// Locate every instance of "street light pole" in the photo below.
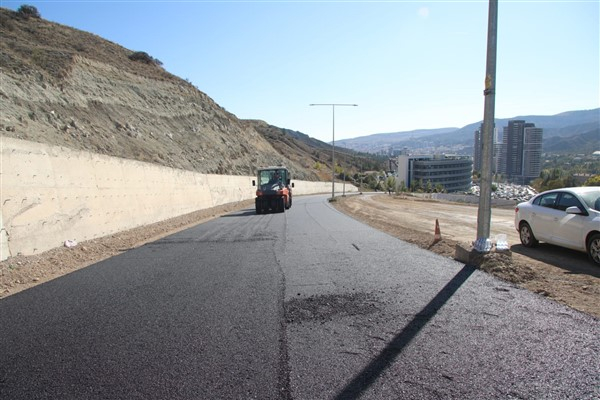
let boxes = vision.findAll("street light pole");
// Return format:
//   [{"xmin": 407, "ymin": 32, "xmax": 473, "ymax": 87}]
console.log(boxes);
[
  {"xmin": 310, "ymin": 103, "xmax": 357, "ymax": 200},
  {"xmin": 476, "ymin": 0, "xmax": 498, "ymax": 251}
]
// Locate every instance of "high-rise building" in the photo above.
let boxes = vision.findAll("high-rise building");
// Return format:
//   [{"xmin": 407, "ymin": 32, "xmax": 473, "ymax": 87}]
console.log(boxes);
[
  {"xmin": 473, "ymin": 123, "xmax": 499, "ymax": 173},
  {"xmin": 497, "ymin": 120, "xmax": 543, "ymax": 183},
  {"xmin": 522, "ymin": 125, "xmax": 543, "ymax": 179},
  {"xmin": 473, "ymin": 126, "xmax": 482, "ymax": 172}
]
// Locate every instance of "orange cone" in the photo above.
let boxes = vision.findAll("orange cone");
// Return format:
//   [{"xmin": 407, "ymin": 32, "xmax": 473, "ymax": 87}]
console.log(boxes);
[{"xmin": 433, "ymin": 219, "xmax": 442, "ymax": 243}]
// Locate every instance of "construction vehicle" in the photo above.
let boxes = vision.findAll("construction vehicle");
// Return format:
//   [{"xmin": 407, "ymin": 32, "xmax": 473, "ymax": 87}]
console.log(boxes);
[{"xmin": 252, "ymin": 166, "xmax": 294, "ymax": 214}]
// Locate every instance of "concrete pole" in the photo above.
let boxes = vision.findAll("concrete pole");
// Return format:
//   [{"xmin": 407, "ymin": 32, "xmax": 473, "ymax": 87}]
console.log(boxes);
[
  {"xmin": 476, "ymin": 0, "xmax": 498, "ymax": 247},
  {"xmin": 332, "ymin": 105, "xmax": 336, "ymax": 199},
  {"xmin": 309, "ymin": 104, "xmax": 358, "ymax": 200}
]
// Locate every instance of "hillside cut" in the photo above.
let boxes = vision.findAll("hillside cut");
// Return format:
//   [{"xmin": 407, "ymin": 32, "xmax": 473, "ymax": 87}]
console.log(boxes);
[{"xmin": 0, "ymin": 8, "xmax": 331, "ymax": 180}]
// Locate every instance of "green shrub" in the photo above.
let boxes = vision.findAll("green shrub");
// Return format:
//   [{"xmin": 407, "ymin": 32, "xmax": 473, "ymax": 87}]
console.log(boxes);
[
  {"xmin": 17, "ymin": 4, "xmax": 41, "ymax": 19},
  {"xmin": 128, "ymin": 51, "xmax": 163, "ymax": 66},
  {"xmin": 583, "ymin": 175, "xmax": 600, "ymax": 186}
]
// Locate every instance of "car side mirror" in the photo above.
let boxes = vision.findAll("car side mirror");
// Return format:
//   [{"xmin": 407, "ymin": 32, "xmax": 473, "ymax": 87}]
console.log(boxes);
[
  {"xmin": 566, "ymin": 206, "xmax": 585, "ymax": 215},
  {"xmin": 252, "ymin": 180, "xmax": 256, "ymax": 186}
]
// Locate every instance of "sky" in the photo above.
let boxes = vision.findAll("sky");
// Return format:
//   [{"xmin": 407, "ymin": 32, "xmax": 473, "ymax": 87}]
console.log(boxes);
[{"xmin": 3, "ymin": 0, "xmax": 599, "ymax": 142}]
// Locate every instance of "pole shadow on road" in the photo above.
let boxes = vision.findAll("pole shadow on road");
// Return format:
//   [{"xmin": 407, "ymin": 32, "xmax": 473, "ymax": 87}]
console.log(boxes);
[{"xmin": 333, "ymin": 264, "xmax": 476, "ymax": 400}]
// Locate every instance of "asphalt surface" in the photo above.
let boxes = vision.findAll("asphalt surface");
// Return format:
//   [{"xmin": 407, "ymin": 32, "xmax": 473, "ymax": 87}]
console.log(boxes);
[{"xmin": 1, "ymin": 194, "xmax": 599, "ymax": 399}]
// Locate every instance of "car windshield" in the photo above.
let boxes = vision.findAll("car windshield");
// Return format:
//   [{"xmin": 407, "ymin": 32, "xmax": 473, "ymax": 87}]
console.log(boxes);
[
  {"xmin": 578, "ymin": 189, "xmax": 600, "ymax": 211},
  {"xmin": 258, "ymin": 169, "xmax": 287, "ymax": 187}
]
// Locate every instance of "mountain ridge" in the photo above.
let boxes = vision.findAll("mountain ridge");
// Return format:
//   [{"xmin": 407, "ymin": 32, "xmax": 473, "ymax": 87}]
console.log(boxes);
[{"xmin": 338, "ymin": 109, "xmax": 599, "ymax": 154}]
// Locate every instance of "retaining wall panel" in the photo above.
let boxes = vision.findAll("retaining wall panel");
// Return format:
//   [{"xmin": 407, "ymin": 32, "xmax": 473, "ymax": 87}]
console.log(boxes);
[{"xmin": 1, "ymin": 138, "xmax": 355, "ymax": 260}]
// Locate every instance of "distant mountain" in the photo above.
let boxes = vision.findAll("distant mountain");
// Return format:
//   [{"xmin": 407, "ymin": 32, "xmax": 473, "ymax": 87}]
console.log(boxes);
[
  {"xmin": 336, "ymin": 128, "xmax": 458, "ymax": 153},
  {"xmin": 543, "ymin": 127, "xmax": 600, "ymax": 153},
  {"xmin": 339, "ymin": 109, "xmax": 599, "ymax": 154}
]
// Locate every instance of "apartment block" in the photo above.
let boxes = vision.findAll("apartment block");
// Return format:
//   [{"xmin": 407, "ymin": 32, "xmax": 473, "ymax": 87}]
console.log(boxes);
[{"xmin": 496, "ymin": 120, "xmax": 543, "ymax": 183}]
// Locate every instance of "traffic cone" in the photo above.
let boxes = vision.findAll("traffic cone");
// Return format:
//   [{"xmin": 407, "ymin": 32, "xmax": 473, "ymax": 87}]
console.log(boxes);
[{"xmin": 433, "ymin": 219, "xmax": 442, "ymax": 243}]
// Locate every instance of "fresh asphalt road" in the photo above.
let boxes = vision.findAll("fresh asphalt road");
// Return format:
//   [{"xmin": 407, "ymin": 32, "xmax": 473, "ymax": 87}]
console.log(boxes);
[{"xmin": 1, "ymin": 194, "xmax": 598, "ymax": 399}]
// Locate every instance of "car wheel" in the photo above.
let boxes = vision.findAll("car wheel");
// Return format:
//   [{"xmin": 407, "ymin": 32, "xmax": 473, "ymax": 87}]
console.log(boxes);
[
  {"xmin": 587, "ymin": 233, "xmax": 600, "ymax": 266},
  {"xmin": 519, "ymin": 222, "xmax": 539, "ymax": 248},
  {"xmin": 255, "ymin": 199, "xmax": 262, "ymax": 215},
  {"xmin": 281, "ymin": 198, "xmax": 286, "ymax": 212}
]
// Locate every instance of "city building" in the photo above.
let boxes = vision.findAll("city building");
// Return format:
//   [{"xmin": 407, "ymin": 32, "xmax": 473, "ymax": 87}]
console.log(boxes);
[
  {"xmin": 521, "ymin": 125, "xmax": 543, "ymax": 179},
  {"xmin": 474, "ymin": 126, "xmax": 482, "ymax": 171},
  {"xmin": 496, "ymin": 120, "xmax": 543, "ymax": 184},
  {"xmin": 397, "ymin": 154, "xmax": 473, "ymax": 193},
  {"xmin": 473, "ymin": 123, "xmax": 499, "ymax": 173}
]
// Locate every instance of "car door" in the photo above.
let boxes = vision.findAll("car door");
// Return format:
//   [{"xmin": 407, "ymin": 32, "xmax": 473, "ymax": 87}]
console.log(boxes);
[
  {"xmin": 529, "ymin": 192, "xmax": 560, "ymax": 242},
  {"xmin": 549, "ymin": 192, "xmax": 587, "ymax": 250}
]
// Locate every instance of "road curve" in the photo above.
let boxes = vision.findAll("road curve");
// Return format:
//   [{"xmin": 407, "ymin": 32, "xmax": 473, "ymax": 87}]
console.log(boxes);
[{"xmin": 1, "ymin": 194, "xmax": 598, "ymax": 399}]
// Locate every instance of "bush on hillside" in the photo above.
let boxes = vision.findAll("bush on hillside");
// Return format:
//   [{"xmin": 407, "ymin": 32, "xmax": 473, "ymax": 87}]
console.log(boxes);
[
  {"xmin": 17, "ymin": 4, "xmax": 41, "ymax": 19},
  {"xmin": 128, "ymin": 51, "xmax": 163, "ymax": 66},
  {"xmin": 583, "ymin": 175, "xmax": 600, "ymax": 186}
]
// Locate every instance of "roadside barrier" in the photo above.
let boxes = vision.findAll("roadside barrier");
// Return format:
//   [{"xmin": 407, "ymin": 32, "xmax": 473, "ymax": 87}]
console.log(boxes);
[{"xmin": 1, "ymin": 138, "xmax": 356, "ymax": 260}]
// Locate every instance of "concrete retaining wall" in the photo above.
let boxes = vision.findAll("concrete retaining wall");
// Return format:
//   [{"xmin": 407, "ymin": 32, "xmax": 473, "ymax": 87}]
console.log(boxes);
[{"xmin": 1, "ymin": 138, "xmax": 355, "ymax": 260}]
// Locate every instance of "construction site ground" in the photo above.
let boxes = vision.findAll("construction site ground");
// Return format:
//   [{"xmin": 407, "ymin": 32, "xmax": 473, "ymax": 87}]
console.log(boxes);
[
  {"xmin": 1, "ymin": 194, "xmax": 599, "ymax": 319},
  {"xmin": 334, "ymin": 193, "xmax": 600, "ymax": 319}
]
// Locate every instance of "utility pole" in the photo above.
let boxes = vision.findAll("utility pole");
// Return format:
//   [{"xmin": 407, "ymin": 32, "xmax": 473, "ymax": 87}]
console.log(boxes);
[
  {"xmin": 476, "ymin": 0, "xmax": 498, "ymax": 251},
  {"xmin": 310, "ymin": 103, "xmax": 358, "ymax": 200}
]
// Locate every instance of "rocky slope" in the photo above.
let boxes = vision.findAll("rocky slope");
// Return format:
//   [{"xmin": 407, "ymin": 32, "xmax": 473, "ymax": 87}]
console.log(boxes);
[{"xmin": 0, "ymin": 7, "xmax": 367, "ymax": 181}]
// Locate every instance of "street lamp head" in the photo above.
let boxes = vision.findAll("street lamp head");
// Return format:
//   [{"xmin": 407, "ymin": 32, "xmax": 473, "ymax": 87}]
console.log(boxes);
[{"xmin": 309, "ymin": 104, "xmax": 358, "ymax": 107}]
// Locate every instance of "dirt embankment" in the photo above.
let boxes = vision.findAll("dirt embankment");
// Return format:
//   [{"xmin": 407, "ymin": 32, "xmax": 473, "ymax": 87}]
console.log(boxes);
[
  {"xmin": 0, "ymin": 8, "xmax": 327, "ymax": 180},
  {"xmin": 1, "ymin": 194, "xmax": 599, "ymax": 319}
]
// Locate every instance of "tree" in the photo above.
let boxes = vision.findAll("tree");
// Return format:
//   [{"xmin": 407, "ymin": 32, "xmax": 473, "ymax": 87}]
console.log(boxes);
[
  {"xmin": 365, "ymin": 173, "xmax": 381, "ymax": 190},
  {"xmin": 385, "ymin": 176, "xmax": 396, "ymax": 194},
  {"xmin": 533, "ymin": 167, "xmax": 580, "ymax": 192},
  {"xmin": 584, "ymin": 175, "xmax": 600, "ymax": 186},
  {"xmin": 411, "ymin": 179, "xmax": 423, "ymax": 193},
  {"xmin": 128, "ymin": 51, "xmax": 163, "ymax": 66},
  {"xmin": 425, "ymin": 180, "xmax": 433, "ymax": 193},
  {"xmin": 17, "ymin": 4, "xmax": 41, "ymax": 19},
  {"xmin": 399, "ymin": 180, "xmax": 407, "ymax": 193}
]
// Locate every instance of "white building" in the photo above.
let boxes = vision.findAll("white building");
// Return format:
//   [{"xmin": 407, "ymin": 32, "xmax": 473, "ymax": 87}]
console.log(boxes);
[{"xmin": 397, "ymin": 154, "xmax": 473, "ymax": 192}]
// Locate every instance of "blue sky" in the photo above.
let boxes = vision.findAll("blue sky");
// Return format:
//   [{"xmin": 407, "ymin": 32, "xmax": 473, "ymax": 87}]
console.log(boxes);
[{"xmin": 3, "ymin": 1, "xmax": 599, "ymax": 142}]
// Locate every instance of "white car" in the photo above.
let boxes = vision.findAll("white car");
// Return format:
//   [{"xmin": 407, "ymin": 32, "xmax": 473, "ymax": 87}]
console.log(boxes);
[{"xmin": 514, "ymin": 186, "xmax": 600, "ymax": 266}]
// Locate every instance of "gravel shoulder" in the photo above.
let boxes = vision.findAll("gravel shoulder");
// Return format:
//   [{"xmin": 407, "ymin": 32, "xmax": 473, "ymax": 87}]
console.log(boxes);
[{"xmin": 2, "ymin": 194, "xmax": 599, "ymax": 319}]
